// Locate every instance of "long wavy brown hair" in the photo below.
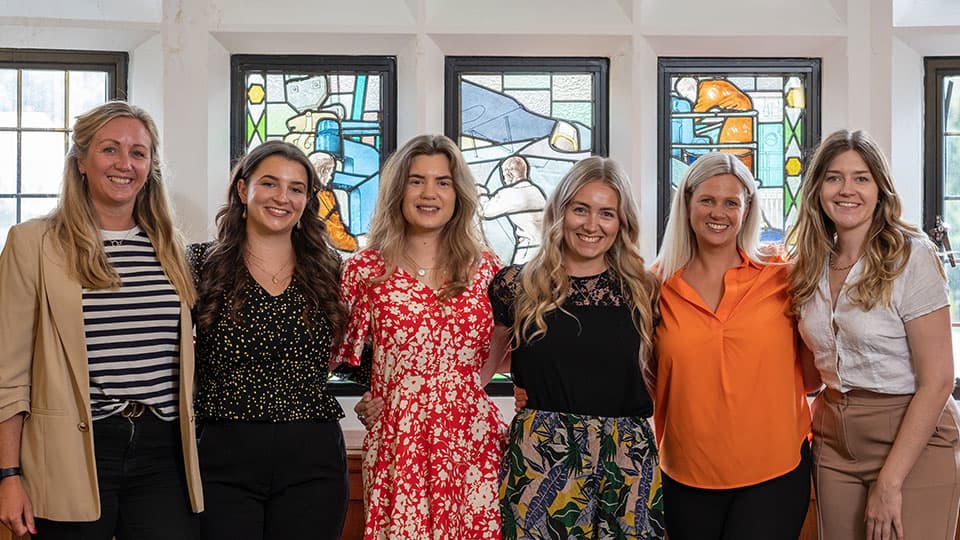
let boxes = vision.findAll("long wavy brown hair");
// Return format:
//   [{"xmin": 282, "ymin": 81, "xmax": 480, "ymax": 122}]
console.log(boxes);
[
  {"xmin": 788, "ymin": 129, "xmax": 934, "ymax": 312},
  {"xmin": 366, "ymin": 134, "xmax": 485, "ymax": 300},
  {"xmin": 49, "ymin": 101, "xmax": 195, "ymax": 305},
  {"xmin": 194, "ymin": 140, "xmax": 347, "ymax": 341},
  {"xmin": 512, "ymin": 156, "xmax": 660, "ymax": 391}
]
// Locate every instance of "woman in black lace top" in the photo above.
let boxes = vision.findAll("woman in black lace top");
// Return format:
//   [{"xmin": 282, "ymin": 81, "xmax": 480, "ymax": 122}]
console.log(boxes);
[
  {"xmin": 491, "ymin": 156, "xmax": 664, "ymax": 539},
  {"xmin": 189, "ymin": 141, "xmax": 349, "ymax": 540}
]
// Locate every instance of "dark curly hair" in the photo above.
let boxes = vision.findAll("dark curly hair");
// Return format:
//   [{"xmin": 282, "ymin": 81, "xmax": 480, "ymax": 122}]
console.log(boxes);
[{"xmin": 194, "ymin": 140, "xmax": 347, "ymax": 341}]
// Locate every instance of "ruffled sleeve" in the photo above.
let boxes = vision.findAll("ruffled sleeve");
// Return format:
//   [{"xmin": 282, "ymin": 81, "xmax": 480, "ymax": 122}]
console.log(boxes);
[{"xmin": 330, "ymin": 250, "xmax": 380, "ymax": 369}]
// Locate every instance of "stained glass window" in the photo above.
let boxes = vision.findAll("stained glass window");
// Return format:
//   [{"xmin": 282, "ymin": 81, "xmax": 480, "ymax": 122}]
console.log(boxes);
[
  {"xmin": 0, "ymin": 49, "xmax": 127, "ymax": 250},
  {"xmin": 445, "ymin": 57, "xmax": 609, "ymax": 266},
  {"xmin": 657, "ymin": 58, "xmax": 821, "ymax": 245},
  {"xmin": 922, "ymin": 57, "xmax": 960, "ymax": 377},
  {"xmin": 231, "ymin": 55, "xmax": 396, "ymax": 254}
]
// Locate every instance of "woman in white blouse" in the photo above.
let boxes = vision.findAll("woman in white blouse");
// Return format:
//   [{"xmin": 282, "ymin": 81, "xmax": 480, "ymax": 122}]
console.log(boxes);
[{"xmin": 789, "ymin": 129, "xmax": 960, "ymax": 540}]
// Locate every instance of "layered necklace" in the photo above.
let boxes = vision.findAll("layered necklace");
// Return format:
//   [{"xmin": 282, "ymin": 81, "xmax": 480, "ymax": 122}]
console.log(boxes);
[
  {"xmin": 245, "ymin": 250, "xmax": 294, "ymax": 284},
  {"xmin": 829, "ymin": 253, "xmax": 858, "ymax": 272},
  {"xmin": 404, "ymin": 252, "xmax": 435, "ymax": 278}
]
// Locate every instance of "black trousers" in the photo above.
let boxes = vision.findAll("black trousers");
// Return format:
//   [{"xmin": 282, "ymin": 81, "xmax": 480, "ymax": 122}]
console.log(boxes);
[
  {"xmin": 198, "ymin": 419, "xmax": 349, "ymax": 540},
  {"xmin": 662, "ymin": 441, "xmax": 812, "ymax": 540},
  {"xmin": 34, "ymin": 412, "xmax": 199, "ymax": 540}
]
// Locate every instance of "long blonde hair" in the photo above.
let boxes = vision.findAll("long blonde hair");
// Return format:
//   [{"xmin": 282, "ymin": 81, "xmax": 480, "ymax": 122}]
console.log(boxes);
[
  {"xmin": 49, "ymin": 101, "xmax": 196, "ymax": 305},
  {"xmin": 788, "ymin": 129, "xmax": 932, "ymax": 312},
  {"xmin": 654, "ymin": 152, "xmax": 762, "ymax": 281},
  {"xmin": 513, "ymin": 157, "xmax": 660, "ymax": 385},
  {"xmin": 366, "ymin": 134, "xmax": 485, "ymax": 300}
]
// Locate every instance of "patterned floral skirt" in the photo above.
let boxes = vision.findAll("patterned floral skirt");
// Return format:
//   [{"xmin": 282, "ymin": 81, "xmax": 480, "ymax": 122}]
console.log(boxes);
[{"xmin": 499, "ymin": 409, "xmax": 665, "ymax": 540}]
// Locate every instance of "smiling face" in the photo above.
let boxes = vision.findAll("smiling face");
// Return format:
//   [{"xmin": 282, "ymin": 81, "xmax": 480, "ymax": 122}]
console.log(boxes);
[
  {"xmin": 401, "ymin": 153, "xmax": 457, "ymax": 236},
  {"xmin": 76, "ymin": 116, "xmax": 152, "ymax": 227},
  {"xmin": 687, "ymin": 173, "xmax": 749, "ymax": 252},
  {"xmin": 238, "ymin": 154, "xmax": 309, "ymax": 237},
  {"xmin": 818, "ymin": 149, "xmax": 879, "ymax": 240},
  {"xmin": 561, "ymin": 180, "xmax": 620, "ymax": 276}
]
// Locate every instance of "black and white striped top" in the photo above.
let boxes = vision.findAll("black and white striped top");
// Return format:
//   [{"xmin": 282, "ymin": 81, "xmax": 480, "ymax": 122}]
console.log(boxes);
[{"xmin": 84, "ymin": 227, "xmax": 181, "ymax": 421}]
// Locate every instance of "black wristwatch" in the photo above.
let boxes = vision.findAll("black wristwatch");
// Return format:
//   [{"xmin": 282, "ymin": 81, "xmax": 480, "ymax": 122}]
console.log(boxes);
[{"xmin": 0, "ymin": 467, "xmax": 22, "ymax": 479}]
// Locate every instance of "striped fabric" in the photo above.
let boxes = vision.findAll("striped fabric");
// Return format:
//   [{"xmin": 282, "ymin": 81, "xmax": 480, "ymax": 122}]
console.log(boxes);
[{"xmin": 84, "ymin": 227, "xmax": 181, "ymax": 421}]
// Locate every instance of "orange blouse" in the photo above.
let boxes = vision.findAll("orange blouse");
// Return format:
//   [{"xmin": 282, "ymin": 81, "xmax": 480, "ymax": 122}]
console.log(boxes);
[{"xmin": 654, "ymin": 255, "xmax": 810, "ymax": 489}]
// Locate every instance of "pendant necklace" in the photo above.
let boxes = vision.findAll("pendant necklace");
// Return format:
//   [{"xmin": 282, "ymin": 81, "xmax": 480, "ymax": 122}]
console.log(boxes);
[
  {"xmin": 246, "ymin": 250, "xmax": 294, "ymax": 284},
  {"xmin": 404, "ymin": 253, "xmax": 435, "ymax": 278},
  {"xmin": 105, "ymin": 227, "xmax": 138, "ymax": 247}
]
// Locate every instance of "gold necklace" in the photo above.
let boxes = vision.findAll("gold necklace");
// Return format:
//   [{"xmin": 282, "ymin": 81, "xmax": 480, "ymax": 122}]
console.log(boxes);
[
  {"xmin": 404, "ymin": 253, "xmax": 435, "ymax": 278},
  {"xmin": 245, "ymin": 250, "xmax": 294, "ymax": 284},
  {"xmin": 829, "ymin": 254, "xmax": 856, "ymax": 272}
]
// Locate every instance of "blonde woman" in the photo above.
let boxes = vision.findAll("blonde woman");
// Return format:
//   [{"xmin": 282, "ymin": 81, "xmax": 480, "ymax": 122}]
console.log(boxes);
[
  {"xmin": 491, "ymin": 157, "xmax": 663, "ymax": 539},
  {"xmin": 654, "ymin": 152, "xmax": 812, "ymax": 540},
  {"xmin": 0, "ymin": 102, "xmax": 201, "ymax": 539},
  {"xmin": 789, "ymin": 130, "xmax": 960, "ymax": 540},
  {"xmin": 332, "ymin": 135, "xmax": 508, "ymax": 539}
]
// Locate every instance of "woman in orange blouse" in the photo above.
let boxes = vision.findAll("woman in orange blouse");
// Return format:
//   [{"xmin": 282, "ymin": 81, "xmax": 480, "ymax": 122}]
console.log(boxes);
[{"xmin": 653, "ymin": 151, "xmax": 814, "ymax": 540}]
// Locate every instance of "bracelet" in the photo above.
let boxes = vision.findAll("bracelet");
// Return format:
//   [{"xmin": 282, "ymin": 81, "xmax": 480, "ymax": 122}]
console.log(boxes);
[{"xmin": 0, "ymin": 467, "xmax": 22, "ymax": 479}]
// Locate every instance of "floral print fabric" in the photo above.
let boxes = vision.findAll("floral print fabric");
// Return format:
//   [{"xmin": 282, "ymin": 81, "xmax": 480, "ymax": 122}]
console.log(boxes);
[{"xmin": 333, "ymin": 249, "xmax": 506, "ymax": 540}]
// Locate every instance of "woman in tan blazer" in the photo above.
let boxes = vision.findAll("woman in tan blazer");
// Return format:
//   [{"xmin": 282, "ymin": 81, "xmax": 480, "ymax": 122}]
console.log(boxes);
[{"xmin": 0, "ymin": 102, "xmax": 202, "ymax": 540}]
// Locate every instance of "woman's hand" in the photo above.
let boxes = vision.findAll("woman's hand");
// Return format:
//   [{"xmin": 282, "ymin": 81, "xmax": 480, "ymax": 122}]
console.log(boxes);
[
  {"xmin": 514, "ymin": 386, "xmax": 528, "ymax": 412},
  {"xmin": 0, "ymin": 476, "xmax": 35, "ymax": 536},
  {"xmin": 864, "ymin": 480, "xmax": 903, "ymax": 540},
  {"xmin": 354, "ymin": 392, "xmax": 384, "ymax": 430}
]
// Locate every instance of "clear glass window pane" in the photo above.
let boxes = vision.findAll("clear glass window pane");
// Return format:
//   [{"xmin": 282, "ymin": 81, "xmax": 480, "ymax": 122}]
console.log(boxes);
[
  {"xmin": 946, "ymin": 76, "xmax": 960, "ymax": 134},
  {"xmin": 68, "ymin": 71, "xmax": 108, "ymax": 121},
  {"xmin": 21, "ymin": 197, "xmax": 58, "ymax": 221},
  {"xmin": 21, "ymin": 132, "xmax": 66, "ymax": 194},
  {"xmin": 22, "ymin": 70, "xmax": 66, "ymax": 129},
  {"xmin": 0, "ymin": 70, "xmax": 16, "ymax": 128},
  {"xmin": 0, "ymin": 198, "xmax": 15, "ymax": 251},
  {"xmin": 0, "ymin": 132, "xmax": 16, "ymax": 194},
  {"xmin": 945, "ymin": 135, "xmax": 960, "ymax": 199}
]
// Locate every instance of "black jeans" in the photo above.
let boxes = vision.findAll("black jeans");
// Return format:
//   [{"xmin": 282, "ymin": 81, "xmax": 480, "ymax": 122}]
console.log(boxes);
[
  {"xmin": 34, "ymin": 412, "xmax": 199, "ymax": 540},
  {"xmin": 662, "ymin": 441, "xmax": 812, "ymax": 540},
  {"xmin": 198, "ymin": 419, "xmax": 349, "ymax": 540}
]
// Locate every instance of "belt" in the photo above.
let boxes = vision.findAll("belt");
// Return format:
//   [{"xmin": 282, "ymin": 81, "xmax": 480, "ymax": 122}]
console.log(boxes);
[{"xmin": 120, "ymin": 402, "xmax": 151, "ymax": 418}]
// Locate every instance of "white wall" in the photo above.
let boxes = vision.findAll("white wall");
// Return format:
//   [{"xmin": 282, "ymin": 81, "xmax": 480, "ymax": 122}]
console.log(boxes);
[
  {"xmin": 5, "ymin": 0, "xmax": 960, "ymax": 418},
  {"xmin": 4, "ymin": 0, "xmax": 956, "ymax": 252}
]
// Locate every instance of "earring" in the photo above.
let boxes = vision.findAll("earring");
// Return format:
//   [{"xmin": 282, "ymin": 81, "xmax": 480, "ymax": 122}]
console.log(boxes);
[
  {"xmin": 81, "ymin": 173, "xmax": 87, "ymax": 183},
  {"xmin": 242, "ymin": 205, "xmax": 247, "ymax": 219},
  {"xmin": 295, "ymin": 221, "xmax": 302, "ymax": 230}
]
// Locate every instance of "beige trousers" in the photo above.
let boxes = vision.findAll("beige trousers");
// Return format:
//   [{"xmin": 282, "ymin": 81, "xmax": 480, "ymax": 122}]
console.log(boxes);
[{"xmin": 812, "ymin": 388, "xmax": 960, "ymax": 540}]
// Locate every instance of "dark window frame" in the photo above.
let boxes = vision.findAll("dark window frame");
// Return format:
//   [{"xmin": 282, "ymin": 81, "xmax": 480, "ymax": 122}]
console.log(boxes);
[
  {"xmin": 231, "ymin": 54, "xmax": 398, "ymax": 397},
  {"xmin": 923, "ymin": 56, "xmax": 960, "ymax": 235},
  {"xmin": 656, "ymin": 57, "xmax": 822, "ymax": 246},
  {"xmin": 444, "ymin": 56, "xmax": 609, "ymax": 396},
  {"xmin": 0, "ymin": 48, "xmax": 128, "ymax": 223}
]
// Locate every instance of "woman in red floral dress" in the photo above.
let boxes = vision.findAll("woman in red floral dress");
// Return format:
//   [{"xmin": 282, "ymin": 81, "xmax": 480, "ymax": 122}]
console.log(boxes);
[{"xmin": 332, "ymin": 134, "xmax": 509, "ymax": 540}]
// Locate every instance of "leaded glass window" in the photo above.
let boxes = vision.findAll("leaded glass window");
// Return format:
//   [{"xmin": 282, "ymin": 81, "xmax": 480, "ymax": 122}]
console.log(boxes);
[
  {"xmin": 445, "ymin": 57, "xmax": 609, "ymax": 266},
  {"xmin": 231, "ymin": 55, "xmax": 396, "ymax": 253},
  {"xmin": 657, "ymin": 58, "xmax": 821, "ymax": 245},
  {"xmin": 0, "ymin": 49, "xmax": 127, "ymax": 249}
]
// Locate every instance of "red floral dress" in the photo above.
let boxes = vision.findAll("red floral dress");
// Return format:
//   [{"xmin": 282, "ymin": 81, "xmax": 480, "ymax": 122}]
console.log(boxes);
[{"xmin": 333, "ymin": 249, "xmax": 506, "ymax": 540}]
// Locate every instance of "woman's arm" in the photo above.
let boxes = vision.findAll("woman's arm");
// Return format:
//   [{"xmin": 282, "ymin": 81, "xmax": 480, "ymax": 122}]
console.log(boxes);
[
  {"xmin": 0, "ymin": 414, "xmax": 34, "ymax": 536},
  {"xmin": 865, "ymin": 306, "xmax": 955, "ymax": 540},
  {"xmin": 479, "ymin": 323, "xmax": 512, "ymax": 387}
]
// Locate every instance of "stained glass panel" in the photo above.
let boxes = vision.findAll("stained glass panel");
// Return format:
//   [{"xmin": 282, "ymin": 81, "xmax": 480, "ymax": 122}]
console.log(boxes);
[
  {"xmin": 446, "ymin": 58, "xmax": 608, "ymax": 265},
  {"xmin": 234, "ymin": 56, "xmax": 396, "ymax": 254},
  {"xmin": 658, "ymin": 59, "xmax": 821, "ymax": 246}
]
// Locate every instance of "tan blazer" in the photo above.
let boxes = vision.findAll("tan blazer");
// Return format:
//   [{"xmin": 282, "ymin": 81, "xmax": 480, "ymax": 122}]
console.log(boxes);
[{"xmin": 0, "ymin": 219, "xmax": 203, "ymax": 521}]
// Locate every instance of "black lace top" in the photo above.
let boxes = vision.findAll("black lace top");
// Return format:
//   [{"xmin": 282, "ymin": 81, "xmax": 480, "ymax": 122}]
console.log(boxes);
[
  {"xmin": 187, "ymin": 243, "xmax": 343, "ymax": 422},
  {"xmin": 489, "ymin": 265, "xmax": 653, "ymax": 418}
]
